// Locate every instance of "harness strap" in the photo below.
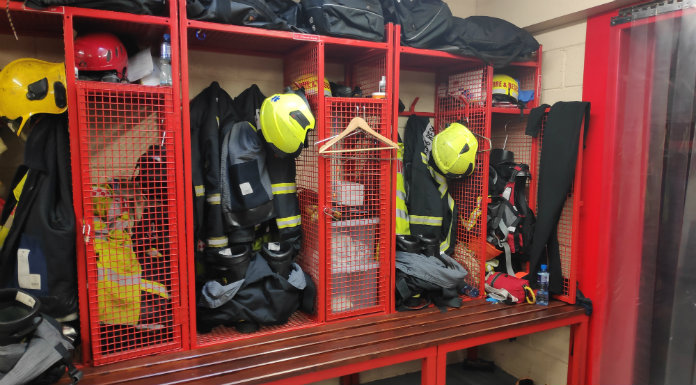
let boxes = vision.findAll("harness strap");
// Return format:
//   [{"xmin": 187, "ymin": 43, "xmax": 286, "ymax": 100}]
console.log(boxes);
[
  {"xmin": 502, "ymin": 242, "xmax": 515, "ymax": 276},
  {"xmin": 54, "ymin": 343, "xmax": 83, "ymax": 384}
]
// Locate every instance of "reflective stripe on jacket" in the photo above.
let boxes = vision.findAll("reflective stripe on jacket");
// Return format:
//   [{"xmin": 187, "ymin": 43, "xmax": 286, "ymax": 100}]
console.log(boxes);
[
  {"xmin": 395, "ymin": 144, "xmax": 410, "ymax": 235},
  {"xmin": 266, "ymin": 153, "xmax": 301, "ymax": 248}
]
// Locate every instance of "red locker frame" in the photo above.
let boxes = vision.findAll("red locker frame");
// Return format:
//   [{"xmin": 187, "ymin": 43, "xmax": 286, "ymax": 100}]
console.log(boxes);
[
  {"xmin": 179, "ymin": 1, "xmax": 395, "ymax": 346},
  {"xmin": 60, "ymin": 1, "xmax": 189, "ymax": 365},
  {"xmin": 488, "ymin": 52, "xmax": 581, "ymax": 304},
  {"xmin": 394, "ymin": 26, "xmax": 579, "ymax": 303},
  {"xmin": 394, "ymin": 24, "xmax": 491, "ymax": 301},
  {"xmin": 179, "ymin": 13, "xmax": 321, "ymax": 348}
]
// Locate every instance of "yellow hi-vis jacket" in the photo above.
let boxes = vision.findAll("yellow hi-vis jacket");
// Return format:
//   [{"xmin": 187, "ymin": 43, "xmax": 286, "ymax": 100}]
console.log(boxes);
[
  {"xmin": 94, "ymin": 220, "xmax": 169, "ymax": 326},
  {"xmin": 395, "ymin": 144, "xmax": 410, "ymax": 235},
  {"xmin": 91, "ymin": 183, "xmax": 170, "ymax": 327}
]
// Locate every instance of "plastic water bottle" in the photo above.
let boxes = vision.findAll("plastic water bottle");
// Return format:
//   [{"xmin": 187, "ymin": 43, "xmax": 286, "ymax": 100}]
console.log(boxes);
[
  {"xmin": 537, "ymin": 264, "xmax": 549, "ymax": 306},
  {"xmin": 159, "ymin": 33, "xmax": 172, "ymax": 86}
]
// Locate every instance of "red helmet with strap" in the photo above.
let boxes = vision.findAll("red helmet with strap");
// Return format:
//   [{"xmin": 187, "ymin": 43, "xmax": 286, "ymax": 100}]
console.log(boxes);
[{"xmin": 74, "ymin": 33, "xmax": 128, "ymax": 79}]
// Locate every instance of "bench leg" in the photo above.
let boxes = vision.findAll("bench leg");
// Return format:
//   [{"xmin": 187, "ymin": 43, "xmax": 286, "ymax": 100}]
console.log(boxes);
[
  {"xmin": 567, "ymin": 318, "xmax": 589, "ymax": 385},
  {"xmin": 434, "ymin": 347, "xmax": 448, "ymax": 385},
  {"xmin": 420, "ymin": 347, "xmax": 437, "ymax": 385}
]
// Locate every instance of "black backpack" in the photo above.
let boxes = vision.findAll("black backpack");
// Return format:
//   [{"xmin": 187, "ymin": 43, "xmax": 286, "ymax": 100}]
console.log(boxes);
[
  {"xmin": 301, "ymin": 0, "xmax": 385, "ymax": 41},
  {"xmin": 487, "ymin": 149, "xmax": 535, "ymax": 274},
  {"xmin": 25, "ymin": 0, "xmax": 166, "ymax": 15},
  {"xmin": 386, "ymin": 0, "xmax": 452, "ymax": 48},
  {"xmin": 441, "ymin": 16, "xmax": 540, "ymax": 68},
  {"xmin": 186, "ymin": 0, "xmax": 305, "ymax": 31}
]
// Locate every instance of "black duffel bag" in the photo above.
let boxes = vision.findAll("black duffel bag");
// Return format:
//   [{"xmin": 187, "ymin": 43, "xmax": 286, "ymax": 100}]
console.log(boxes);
[
  {"xmin": 301, "ymin": 0, "xmax": 385, "ymax": 41},
  {"xmin": 187, "ymin": 0, "xmax": 305, "ymax": 31},
  {"xmin": 23, "ymin": 0, "xmax": 166, "ymax": 15},
  {"xmin": 388, "ymin": 0, "xmax": 452, "ymax": 49},
  {"xmin": 440, "ymin": 16, "xmax": 540, "ymax": 68}
]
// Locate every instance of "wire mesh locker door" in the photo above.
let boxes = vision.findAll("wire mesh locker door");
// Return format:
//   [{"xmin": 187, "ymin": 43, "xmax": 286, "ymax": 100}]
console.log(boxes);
[
  {"xmin": 76, "ymin": 82, "xmax": 183, "ymax": 365},
  {"xmin": 322, "ymin": 98, "xmax": 392, "ymax": 320},
  {"xmin": 434, "ymin": 65, "xmax": 490, "ymax": 298}
]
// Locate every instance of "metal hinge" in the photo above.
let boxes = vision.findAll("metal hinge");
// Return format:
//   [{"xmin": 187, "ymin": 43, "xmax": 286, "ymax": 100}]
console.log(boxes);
[{"xmin": 611, "ymin": 0, "xmax": 696, "ymax": 25}]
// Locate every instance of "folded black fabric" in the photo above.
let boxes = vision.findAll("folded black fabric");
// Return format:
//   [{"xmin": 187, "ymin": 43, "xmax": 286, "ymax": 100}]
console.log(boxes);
[
  {"xmin": 526, "ymin": 101, "xmax": 590, "ymax": 294},
  {"xmin": 525, "ymin": 104, "xmax": 550, "ymax": 138},
  {"xmin": 437, "ymin": 16, "xmax": 540, "ymax": 68}
]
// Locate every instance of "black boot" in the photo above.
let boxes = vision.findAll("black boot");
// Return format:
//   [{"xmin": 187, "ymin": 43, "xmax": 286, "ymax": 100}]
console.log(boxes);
[
  {"xmin": 261, "ymin": 241, "xmax": 294, "ymax": 278},
  {"xmin": 417, "ymin": 234, "xmax": 440, "ymax": 258},
  {"xmin": 211, "ymin": 244, "xmax": 251, "ymax": 284},
  {"xmin": 396, "ymin": 235, "xmax": 420, "ymax": 253}
]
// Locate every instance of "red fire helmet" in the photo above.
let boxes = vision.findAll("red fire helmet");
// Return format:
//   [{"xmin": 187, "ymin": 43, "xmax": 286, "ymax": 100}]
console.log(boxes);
[{"xmin": 74, "ymin": 33, "xmax": 128, "ymax": 79}]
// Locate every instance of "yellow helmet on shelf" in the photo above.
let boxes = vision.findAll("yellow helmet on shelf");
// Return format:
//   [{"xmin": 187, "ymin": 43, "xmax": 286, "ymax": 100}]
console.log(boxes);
[
  {"xmin": 431, "ymin": 122, "xmax": 478, "ymax": 178},
  {"xmin": 492, "ymin": 74, "xmax": 519, "ymax": 104},
  {"xmin": 260, "ymin": 90, "xmax": 316, "ymax": 158},
  {"xmin": 291, "ymin": 74, "xmax": 331, "ymax": 97},
  {"xmin": 0, "ymin": 58, "xmax": 67, "ymax": 136}
]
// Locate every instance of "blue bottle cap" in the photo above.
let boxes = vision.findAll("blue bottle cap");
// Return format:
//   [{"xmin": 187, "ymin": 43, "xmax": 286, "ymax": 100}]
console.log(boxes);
[
  {"xmin": 541, "ymin": 264, "xmax": 547, "ymax": 271},
  {"xmin": 164, "ymin": 33, "xmax": 170, "ymax": 41}
]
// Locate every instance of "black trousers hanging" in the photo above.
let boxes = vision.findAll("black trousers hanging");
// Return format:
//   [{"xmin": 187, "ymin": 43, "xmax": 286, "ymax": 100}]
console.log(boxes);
[{"xmin": 526, "ymin": 101, "xmax": 590, "ymax": 293}]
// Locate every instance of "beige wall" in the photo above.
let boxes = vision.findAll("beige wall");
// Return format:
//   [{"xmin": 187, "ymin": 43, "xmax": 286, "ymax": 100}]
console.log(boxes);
[
  {"xmin": 537, "ymin": 21, "xmax": 587, "ymax": 103},
  {"xmin": 445, "ymin": 0, "xmax": 477, "ymax": 19},
  {"xmin": 474, "ymin": 0, "xmax": 611, "ymax": 28},
  {"xmin": 187, "ymin": 51, "xmax": 283, "ymax": 100},
  {"xmin": 479, "ymin": 327, "xmax": 572, "ymax": 384}
]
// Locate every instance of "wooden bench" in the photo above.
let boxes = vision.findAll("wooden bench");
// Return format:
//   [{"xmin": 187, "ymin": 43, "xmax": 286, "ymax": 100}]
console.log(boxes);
[{"xmin": 65, "ymin": 300, "xmax": 588, "ymax": 385}]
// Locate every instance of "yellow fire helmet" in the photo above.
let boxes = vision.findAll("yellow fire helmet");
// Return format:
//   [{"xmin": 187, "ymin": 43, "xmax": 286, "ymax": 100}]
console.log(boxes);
[
  {"xmin": 0, "ymin": 58, "xmax": 68, "ymax": 136},
  {"xmin": 430, "ymin": 122, "xmax": 478, "ymax": 178},
  {"xmin": 492, "ymin": 74, "xmax": 519, "ymax": 104},
  {"xmin": 260, "ymin": 89, "xmax": 316, "ymax": 158},
  {"xmin": 291, "ymin": 74, "xmax": 331, "ymax": 97}
]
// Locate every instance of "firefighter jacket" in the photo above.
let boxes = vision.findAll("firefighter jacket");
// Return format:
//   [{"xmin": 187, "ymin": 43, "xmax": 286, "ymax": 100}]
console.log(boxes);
[
  {"xmin": 93, "ymin": 219, "xmax": 169, "ymax": 327},
  {"xmin": 90, "ymin": 184, "xmax": 170, "ymax": 328},
  {"xmin": 402, "ymin": 116, "xmax": 457, "ymax": 255},
  {"xmin": 266, "ymin": 152, "xmax": 302, "ymax": 249},
  {"xmin": 220, "ymin": 121, "xmax": 274, "ymax": 243},
  {"xmin": 0, "ymin": 115, "xmax": 78, "ymax": 321},
  {"xmin": 190, "ymin": 82, "xmax": 238, "ymax": 254}
]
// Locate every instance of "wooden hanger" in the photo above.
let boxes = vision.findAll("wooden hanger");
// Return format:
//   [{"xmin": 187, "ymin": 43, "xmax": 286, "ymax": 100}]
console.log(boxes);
[{"xmin": 318, "ymin": 116, "xmax": 398, "ymax": 154}]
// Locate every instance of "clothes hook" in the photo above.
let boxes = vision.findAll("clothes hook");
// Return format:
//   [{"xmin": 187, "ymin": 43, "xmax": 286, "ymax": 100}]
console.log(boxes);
[{"xmin": 503, "ymin": 120, "xmax": 511, "ymax": 150}]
